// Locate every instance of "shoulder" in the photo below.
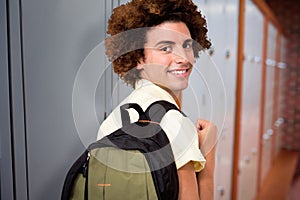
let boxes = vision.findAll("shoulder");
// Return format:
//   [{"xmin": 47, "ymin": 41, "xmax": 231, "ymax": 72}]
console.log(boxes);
[
  {"xmin": 160, "ymin": 110, "xmax": 196, "ymax": 142},
  {"xmin": 132, "ymin": 79, "xmax": 179, "ymax": 109},
  {"xmin": 97, "ymin": 79, "xmax": 178, "ymax": 139}
]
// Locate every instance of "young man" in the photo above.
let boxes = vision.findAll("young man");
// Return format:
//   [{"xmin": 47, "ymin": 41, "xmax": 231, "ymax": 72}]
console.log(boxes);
[{"xmin": 97, "ymin": 0, "xmax": 217, "ymax": 199}]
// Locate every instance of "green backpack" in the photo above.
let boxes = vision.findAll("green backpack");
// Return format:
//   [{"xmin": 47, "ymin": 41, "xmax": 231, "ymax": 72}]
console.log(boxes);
[{"xmin": 61, "ymin": 101, "xmax": 181, "ymax": 200}]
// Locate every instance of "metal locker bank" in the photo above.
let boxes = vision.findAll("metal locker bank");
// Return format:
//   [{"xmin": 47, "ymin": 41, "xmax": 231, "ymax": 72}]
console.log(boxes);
[
  {"xmin": 1, "ymin": 0, "xmax": 113, "ymax": 199},
  {"xmin": 1, "ymin": 0, "xmax": 300, "ymax": 199}
]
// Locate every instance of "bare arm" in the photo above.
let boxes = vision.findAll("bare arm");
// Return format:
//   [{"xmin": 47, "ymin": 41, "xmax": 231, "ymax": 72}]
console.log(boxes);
[
  {"xmin": 196, "ymin": 119, "xmax": 218, "ymax": 200},
  {"xmin": 178, "ymin": 161, "xmax": 200, "ymax": 200},
  {"xmin": 197, "ymin": 148, "xmax": 215, "ymax": 200}
]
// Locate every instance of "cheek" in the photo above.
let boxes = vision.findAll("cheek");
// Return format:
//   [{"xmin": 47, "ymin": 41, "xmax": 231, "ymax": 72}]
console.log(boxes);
[
  {"xmin": 146, "ymin": 52, "xmax": 171, "ymax": 66},
  {"xmin": 187, "ymin": 52, "xmax": 195, "ymax": 63},
  {"xmin": 157, "ymin": 57, "xmax": 171, "ymax": 66}
]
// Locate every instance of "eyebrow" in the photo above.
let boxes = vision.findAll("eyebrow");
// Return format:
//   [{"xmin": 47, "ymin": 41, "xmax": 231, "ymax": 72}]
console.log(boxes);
[
  {"xmin": 183, "ymin": 39, "xmax": 193, "ymax": 44},
  {"xmin": 154, "ymin": 40, "xmax": 176, "ymax": 47},
  {"xmin": 154, "ymin": 39, "xmax": 193, "ymax": 47}
]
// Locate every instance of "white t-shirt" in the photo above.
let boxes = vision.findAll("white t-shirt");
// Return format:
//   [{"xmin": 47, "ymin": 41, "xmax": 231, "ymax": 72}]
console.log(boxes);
[{"xmin": 97, "ymin": 79, "xmax": 205, "ymax": 171}]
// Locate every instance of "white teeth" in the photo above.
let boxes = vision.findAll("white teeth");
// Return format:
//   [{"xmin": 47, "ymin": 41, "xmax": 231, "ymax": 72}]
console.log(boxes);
[{"xmin": 170, "ymin": 70, "xmax": 186, "ymax": 75}]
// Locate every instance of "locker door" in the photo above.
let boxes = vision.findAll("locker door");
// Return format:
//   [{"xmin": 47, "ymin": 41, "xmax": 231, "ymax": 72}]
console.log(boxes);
[
  {"xmin": 111, "ymin": 0, "xmax": 133, "ymax": 107},
  {"xmin": 260, "ymin": 23, "xmax": 277, "ymax": 186},
  {"xmin": 183, "ymin": 0, "xmax": 238, "ymax": 199},
  {"xmin": 0, "ymin": 0, "xmax": 14, "ymax": 198},
  {"xmin": 276, "ymin": 37, "xmax": 287, "ymax": 151},
  {"xmin": 207, "ymin": 0, "xmax": 239, "ymax": 199},
  {"xmin": 184, "ymin": 0, "xmax": 227, "ymax": 127},
  {"xmin": 238, "ymin": 1, "xmax": 264, "ymax": 199},
  {"xmin": 20, "ymin": 0, "xmax": 109, "ymax": 199}
]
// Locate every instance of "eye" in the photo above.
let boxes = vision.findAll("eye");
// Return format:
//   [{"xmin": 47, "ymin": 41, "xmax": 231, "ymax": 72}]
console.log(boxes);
[
  {"xmin": 183, "ymin": 42, "xmax": 193, "ymax": 49},
  {"xmin": 159, "ymin": 45, "xmax": 173, "ymax": 53}
]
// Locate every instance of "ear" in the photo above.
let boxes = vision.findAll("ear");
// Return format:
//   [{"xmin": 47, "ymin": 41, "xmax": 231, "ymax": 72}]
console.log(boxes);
[{"xmin": 136, "ymin": 60, "xmax": 144, "ymax": 70}]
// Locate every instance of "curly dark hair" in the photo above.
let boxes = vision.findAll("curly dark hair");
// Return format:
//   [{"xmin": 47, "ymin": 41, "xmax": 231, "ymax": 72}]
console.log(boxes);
[{"xmin": 105, "ymin": 0, "xmax": 211, "ymax": 87}]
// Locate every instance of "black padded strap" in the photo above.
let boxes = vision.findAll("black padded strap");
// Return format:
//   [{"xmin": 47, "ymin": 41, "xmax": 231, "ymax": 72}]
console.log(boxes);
[
  {"xmin": 145, "ymin": 100, "xmax": 186, "ymax": 123},
  {"xmin": 120, "ymin": 101, "xmax": 186, "ymax": 126},
  {"xmin": 120, "ymin": 103, "xmax": 148, "ymax": 126},
  {"xmin": 61, "ymin": 150, "xmax": 89, "ymax": 200}
]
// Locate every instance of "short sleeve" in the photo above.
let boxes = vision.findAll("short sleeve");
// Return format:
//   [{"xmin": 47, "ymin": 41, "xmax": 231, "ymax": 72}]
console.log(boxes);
[{"xmin": 160, "ymin": 110, "xmax": 206, "ymax": 172}]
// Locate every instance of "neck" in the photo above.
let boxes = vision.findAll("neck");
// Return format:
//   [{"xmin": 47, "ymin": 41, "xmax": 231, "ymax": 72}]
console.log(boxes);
[{"xmin": 155, "ymin": 84, "xmax": 182, "ymax": 110}]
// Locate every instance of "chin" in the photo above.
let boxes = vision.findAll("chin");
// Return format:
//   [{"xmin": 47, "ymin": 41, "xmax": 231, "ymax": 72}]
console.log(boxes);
[
  {"xmin": 172, "ymin": 83, "xmax": 189, "ymax": 93},
  {"xmin": 179, "ymin": 80, "xmax": 189, "ymax": 89}
]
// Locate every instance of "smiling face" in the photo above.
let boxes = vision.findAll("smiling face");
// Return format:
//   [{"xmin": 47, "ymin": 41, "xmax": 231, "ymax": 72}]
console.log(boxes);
[{"xmin": 137, "ymin": 22, "xmax": 195, "ymax": 97}]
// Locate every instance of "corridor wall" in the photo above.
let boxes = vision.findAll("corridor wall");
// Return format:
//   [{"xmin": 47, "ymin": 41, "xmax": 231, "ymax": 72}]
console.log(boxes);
[
  {"xmin": 0, "ymin": 0, "xmax": 119, "ymax": 199},
  {"xmin": 0, "ymin": 0, "xmax": 286, "ymax": 199}
]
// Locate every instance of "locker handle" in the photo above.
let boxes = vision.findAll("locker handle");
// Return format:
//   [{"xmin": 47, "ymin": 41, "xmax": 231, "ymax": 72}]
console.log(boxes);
[
  {"xmin": 265, "ymin": 59, "xmax": 276, "ymax": 67},
  {"xmin": 254, "ymin": 56, "xmax": 261, "ymax": 63},
  {"xmin": 208, "ymin": 47, "xmax": 214, "ymax": 56},
  {"xmin": 243, "ymin": 156, "xmax": 251, "ymax": 164},
  {"xmin": 225, "ymin": 49, "xmax": 230, "ymax": 59},
  {"xmin": 263, "ymin": 129, "xmax": 273, "ymax": 141},
  {"xmin": 277, "ymin": 62, "xmax": 287, "ymax": 69},
  {"xmin": 275, "ymin": 117, "xmax": 284, "ymax": 127},
  {"xmin": 251, "ymin": 147, "xmax": 257, "ymax": 155},
  {"xmin": 217, "ymin": 186, "xmax": 225, "ymax": 197}
]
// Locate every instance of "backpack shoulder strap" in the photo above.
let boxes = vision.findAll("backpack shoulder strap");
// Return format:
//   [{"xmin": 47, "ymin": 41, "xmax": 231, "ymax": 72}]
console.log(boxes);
[
  {"xmin": 61, "ymin": 150, "xmax": 89, "ymax": 200},
  {"xmin": 145, "ymin": 100, "xmax": 186, "ymax": 123},
  {"xmin": 90, "ymin": 100, "xmax": 181, "ymax": 200},
  {"xmin": 120, "ymin": 103, "xmax": 148, "ymax": 126}
]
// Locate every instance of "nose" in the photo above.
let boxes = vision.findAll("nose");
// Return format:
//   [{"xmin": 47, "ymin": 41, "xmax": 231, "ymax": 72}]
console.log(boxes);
[
  {"xmin": 173, "ymin": 53, "xmax": 188, "ymax": 64},
  {"xmin": 172, "ymin": 46, "xmax": 193, "ymax": 64}
]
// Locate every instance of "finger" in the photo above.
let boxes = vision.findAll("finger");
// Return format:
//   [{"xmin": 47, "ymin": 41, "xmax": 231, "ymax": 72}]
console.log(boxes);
[
  {"xmin": 196, "ymin": 119, "xmax": 209, "ymax": 130},
  {"xmin": 200, "ymin": 125, "xmax": 218, "ymax": 156}
]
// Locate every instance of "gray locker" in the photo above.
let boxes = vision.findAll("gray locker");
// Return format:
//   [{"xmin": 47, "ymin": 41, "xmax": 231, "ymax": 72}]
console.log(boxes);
[
  {"xmin": 1, "ymin": 0, "xmax": 120, "ymax": 199},
  {"xmin": 0, "ymin": 0, "xmax": 14, "ymax": 198},
  {"xmin": 182, "ymin": 0, "xmax": 238, "ymax": 199},
  {"xmin": 238, "ymin": 1, "xmax": 264, "ymax": 199},
  {"xmin": 260, "ymin": 22, "xmax": 277, "ymax": 187},
  {"xmin": 1, "ymin": 0, "xmax": 29, "ymax": 198}
]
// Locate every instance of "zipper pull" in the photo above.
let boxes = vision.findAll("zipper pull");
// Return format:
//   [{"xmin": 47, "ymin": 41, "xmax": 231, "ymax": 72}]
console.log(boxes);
[{"xmin": 82, "ymin": 152, "xmax": 90, "ymax": 178}]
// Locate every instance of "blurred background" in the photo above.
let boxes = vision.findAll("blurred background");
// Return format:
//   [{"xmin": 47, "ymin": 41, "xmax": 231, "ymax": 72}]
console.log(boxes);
[{"xmin": 1, "ymin": 0, "xmax": 299, "ymax": 199}]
